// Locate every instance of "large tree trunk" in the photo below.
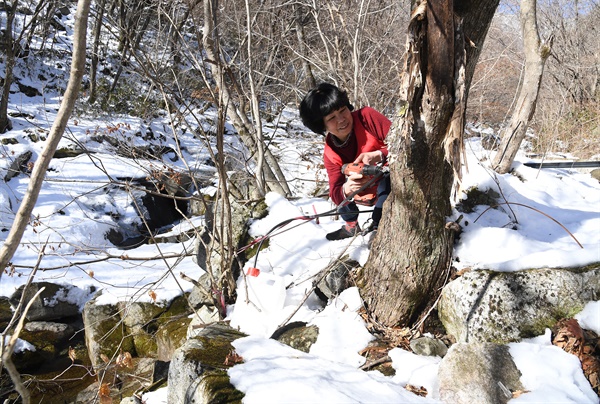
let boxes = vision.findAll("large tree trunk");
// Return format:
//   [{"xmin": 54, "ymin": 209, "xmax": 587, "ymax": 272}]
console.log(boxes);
[
  {"xmin": 492, "ymin": 0, "xmax": 552, "ymax": 174},
  {"xmin": 361, "ymin": 0, "xmax": 499, "ymax": 327}
]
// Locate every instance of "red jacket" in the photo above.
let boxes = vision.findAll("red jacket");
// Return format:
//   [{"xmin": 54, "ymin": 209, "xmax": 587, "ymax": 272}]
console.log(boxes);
[{"xmin": 323, "ymin": 107, "xmax": 391, "ymax": 205}]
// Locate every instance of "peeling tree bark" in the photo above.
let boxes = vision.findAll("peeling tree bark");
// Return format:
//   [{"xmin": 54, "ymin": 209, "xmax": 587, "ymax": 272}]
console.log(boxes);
[
  {"xmin": 361, "ymin": 0, "xmax": 499, "ymax": 327},
  {"xmin": 492, "ymin": 0, "xmax": 553, "ymax": 174}
]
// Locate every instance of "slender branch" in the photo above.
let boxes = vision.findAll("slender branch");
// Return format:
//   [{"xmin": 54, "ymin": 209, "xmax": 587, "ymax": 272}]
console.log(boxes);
[
  {"xmin": 474, "ymin": 202, "xmax": 584, "ymax": 248},
  {"xmin": 1, "ymin": 287, "xmax": 46, "ymax": 404}
]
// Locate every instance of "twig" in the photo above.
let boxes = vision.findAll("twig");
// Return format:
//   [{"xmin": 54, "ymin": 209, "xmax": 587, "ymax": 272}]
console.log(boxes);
[
  {"xmin": 180, "ymin": 272, "xmax": 201, "ymax": 288},
  {"xmin": 474, "ymin": 201, "xmax": 584, "ymax": 248},
  {"xmin": 1, "ymin": 287, "xmax": 46, "ymax": 404},
  {"xmin": 276, "ymin": 235, "xmax": 357, "ymax": 330},
  {"xmin": 359, "ymin": 354, "xmax": 391, "ymax": 371}
]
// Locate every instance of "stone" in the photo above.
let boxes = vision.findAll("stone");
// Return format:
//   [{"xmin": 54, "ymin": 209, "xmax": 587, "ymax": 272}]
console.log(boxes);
[
  {"xmin": 316, "ymin": 257, "xmax": 359, "ymax": 300},
  {"xmin": 438, "ymin": 265, "xmax": 600, "ymax": 343},
  {"xmin": 155, "ymin": 315, "xmax": 192, "ymax": 362},
  {"xmin": 410, "ymin": 336, "xmax": 448, "ymax": 357},
  {"xmin": 189, "ymin": 369, "xmax": 244, "ymax": 403},
  {"xmin": 82, "ymin": 294, "xmax": 136, "ymax": 370},
  {"xmin": 438, "ymin": 343, "xmax": 524, "ymax": 404},
  {"xmin": 22, "ymin": 321, "xmax": 74, "ymax": 345},
  {"xmin": 4, "ymin": 150, "xmax": 32, "ymax": 181},
  {"xmin": 187, "ymin": 273, "xmax": 216, "ymax": 308},
  {"xmin": 0, "ymin": 296, "xmax": 13, "ymax": 330},
  {"xmin": 270, "ymin": 321, "xmax": 319, "ymax": 353},
  {"xmin": 76, "ymin": 358, "xmax": 162, "ymax": 404},
  {"xmin": 133, "ymin": 330, "xmax": 158, "ymax": 358},
  {"xmin": 53, "ymin": 146, "xmax": 87, "ymax": 158},
  {"xmin": 167, "ymin": 322, "xmax": 246, "ymax": 403},
  {"xmin": 9, "ymin": 282, "xmax": 93, "ymax": 321},
  {"xmin": 118, "ymin": 301, "xmax": 165, "ymax": 333},
  {"xmin": 187, "ymin": 305, "xmax": 221, "ymax": 338}
]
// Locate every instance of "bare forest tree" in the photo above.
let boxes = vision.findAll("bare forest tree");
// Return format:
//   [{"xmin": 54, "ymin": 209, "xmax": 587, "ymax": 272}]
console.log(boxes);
[
  {"xmin": 492, "ymin": 0, "xmax": 553, "ymax": 173},
  {"xmin": 361, "ymin": 0, "xmax": 499, "ymax": 327},
  {"xmin": 0, "ymin": 0, "xmax": 19, "ymax": 133},
  {"xmin": 465, "ymin": 5, "xmax": 525, "ymax": 125},
  {"xmin": 534, "ymin": 0, "xmax": 599, "ymax": 158}
]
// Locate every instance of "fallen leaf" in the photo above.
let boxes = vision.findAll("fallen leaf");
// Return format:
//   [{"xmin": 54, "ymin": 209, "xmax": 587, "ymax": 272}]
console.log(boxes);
[
  {"xmin": 116, "ymin": 351, "xmax": 134, "ymax": 369},
  {"xmin": 405, "ymin": 384, "xmax": 427, "ymax": 397},
  {"xmin": 552, "ymin": 318, "xmax": 584, "ymax": 357},
  {"xmin": 98, "ymin": 383, "xmax": 112, "ymax": 403},
  {"xmin": 148, "ymin": 290, "xmax": 157, "ymax": 302},
  {"xmin": 68, "ymin": 346, "xmax": 77, "ymax": 363},
  {"xmin": 224, "ymin": 350, "xmax": 244, "ymax": 367},
  {"xmin": 511, "ymin": 389, "xmax": 531, "ymax": 398}
]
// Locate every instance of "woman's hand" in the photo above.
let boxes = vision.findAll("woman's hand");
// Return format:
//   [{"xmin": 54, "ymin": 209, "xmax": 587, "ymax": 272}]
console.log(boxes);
[
  {"xmin": 343, "ymin": 173, "xmax": 370, "ymax": 196},
  {"xmin": 353, "ymin": 150, "xmax": 384, "ymax": 165}
]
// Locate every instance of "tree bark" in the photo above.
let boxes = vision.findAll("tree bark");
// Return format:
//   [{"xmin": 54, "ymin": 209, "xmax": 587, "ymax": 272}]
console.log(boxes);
[
  {"xmin": 0, "ymin": 0, "xmax": 91, "ymax": 278},
  {"xmin": 492, "ymin": 0, "xmax": 552, "ymax": 174},
  {"xmin": 294, "ymin": 4, "xmax": 317, "ymax": 90},
  {"xmin": 361, "ymin": 0, "xmax": 499, "ymax": 327},
  {"xmin": 88, "ymin": 0, "xmax": 107, "ymax": 104},
  {"xmin": 0, "ymin": 0, "xmax": 19, "ymax": 134}
]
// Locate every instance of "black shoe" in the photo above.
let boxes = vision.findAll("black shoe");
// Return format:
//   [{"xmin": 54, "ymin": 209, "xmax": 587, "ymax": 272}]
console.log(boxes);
[
  {"xmin": 362, "ymin": 221, "xmax": 378, "ymax": 235},
  {"xmin": 326, "ymin": 223, "xmax": 361, "ymax": 241}
]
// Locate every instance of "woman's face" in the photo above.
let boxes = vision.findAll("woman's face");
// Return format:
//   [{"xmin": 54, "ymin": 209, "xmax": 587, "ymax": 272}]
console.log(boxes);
[{"xmin": 324, "ymin": 106, "xmax": 353, "ymax": 141}]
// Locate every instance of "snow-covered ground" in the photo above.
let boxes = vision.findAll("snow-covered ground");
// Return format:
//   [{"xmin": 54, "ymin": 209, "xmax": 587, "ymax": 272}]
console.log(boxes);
[
  {"xmin": 1, "ymin": 95, "xmax": 599, "ymax": 403},
  {"xmin": 1, "ymin": 4, "xmax": 599, "ymax": 401}
]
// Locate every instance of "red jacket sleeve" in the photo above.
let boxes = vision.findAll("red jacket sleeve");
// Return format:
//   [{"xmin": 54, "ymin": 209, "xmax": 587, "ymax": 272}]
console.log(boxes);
[
  {"xmin": 324, "ymin": 153, "xmax": 346, "ymax": 206},
  {"xmin": 358, "ymin": 106, "xmax": 391, "ymax": 160}
]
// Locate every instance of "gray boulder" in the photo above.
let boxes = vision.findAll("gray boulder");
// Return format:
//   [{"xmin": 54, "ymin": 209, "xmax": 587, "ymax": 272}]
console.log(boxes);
[
  {"xmin": 4, "ymin": 150, "xmax": 32, "ymax": 181},
  {"xmin": 410, "ymin": 336, "xmax": 448, "ymax": 357},
  {"xmin": 438, "ymin": 265, "xmax": 600, "ymax": 343},
  {"xmin": 9, "ymin": 282, "xmax": 93, "ymax": 321},
  {"xmin": 438, "ymin": 343, "xmax": 524, "ymax": 404}
]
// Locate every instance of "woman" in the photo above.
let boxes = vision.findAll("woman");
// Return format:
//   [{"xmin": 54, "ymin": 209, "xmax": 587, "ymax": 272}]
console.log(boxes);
[{"xmin": 299, "ymin": 83, "xmax": 391, "ymax": 240}]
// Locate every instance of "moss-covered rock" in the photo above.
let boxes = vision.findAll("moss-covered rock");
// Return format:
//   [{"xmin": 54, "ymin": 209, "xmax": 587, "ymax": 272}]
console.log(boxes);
[
  {"xmin": 82, "ymin": 295, "xmax": 136, "ymax": 370},
  {"xmin": 9, "ymin": 282, "xmax": 91, "ymax": 321},
  {"xmin": 168, "ymin": 322, "xmax": 246, "ymax": 403},
  {"xmin": 271, "ymin": 321, "xmax": 319, "ymax": 353},
  {"xmin": 196, "ymin": 369, "xmax": 245, "ymax": 403},
  {"xmin": 0, "ymin": 296, "xmax": 13, "ymax": 331},
  {"xmin": 1, "ymin": 137, "xmax": 18, "ymax": 145},
  {"xmin": 133, "ymin": 330, "xmax": 159, "ymax": 358},
  {"xmin": 53, "ymin": 146, "xmax": 88, "ymax": 158},
  {"xmin": 455, "ymin": 186, "xmax": 500, "ymax": 214},
  {"xmin": 118, "ymin": 301, "xmax": 166, "ymax": 333},
  {"xmin": 438, "ymin": 264, "xmax": 600, "ymax": 343},
  {"xmin": 155, "ymin": 316, "xmax": 192, "ymax": 361}
]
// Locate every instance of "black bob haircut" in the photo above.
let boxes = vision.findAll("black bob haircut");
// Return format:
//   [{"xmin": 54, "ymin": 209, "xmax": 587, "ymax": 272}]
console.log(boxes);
[{"xmin": 299, "ymin": 83, "xmax": 354, "ymax": 135}]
